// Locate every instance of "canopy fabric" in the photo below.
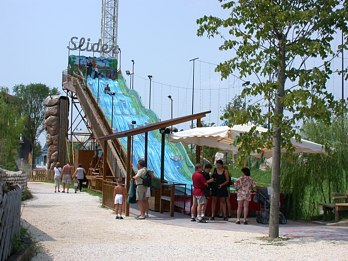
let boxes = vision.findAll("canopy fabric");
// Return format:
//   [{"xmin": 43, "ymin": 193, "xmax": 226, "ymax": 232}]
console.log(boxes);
[{"xmin": 168, "ymin": 125, "xmax": 324, "ymax": 157}]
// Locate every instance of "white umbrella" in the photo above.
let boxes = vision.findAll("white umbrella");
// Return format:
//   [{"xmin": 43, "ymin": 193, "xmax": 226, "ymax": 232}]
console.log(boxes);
[
  {"xmin": 168, "ymin": 126, "xmax": 238, "ymax": 151},
  {"xmin": 168, "ymin": 125, "xmax": 324, "ymax": 157}
]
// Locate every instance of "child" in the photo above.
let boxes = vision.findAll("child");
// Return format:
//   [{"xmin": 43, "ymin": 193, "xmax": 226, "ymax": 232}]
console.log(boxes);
[
  {"xmin": 114, "ymin": 180, "xmax": 125, "ymax": 219},
  {"xmin": 73, "ymin": 177, "xmax": 79, "ymax": 193}
]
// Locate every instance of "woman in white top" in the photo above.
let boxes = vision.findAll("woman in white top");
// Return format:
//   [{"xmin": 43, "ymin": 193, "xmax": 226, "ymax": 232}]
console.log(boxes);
[
  {"xmin": 53, "ymin": 163, "xmax": 62, "ymax": 193},
  {"xmin": 73, "ymin": 164, "xmax": 86, "ymax": 192}
]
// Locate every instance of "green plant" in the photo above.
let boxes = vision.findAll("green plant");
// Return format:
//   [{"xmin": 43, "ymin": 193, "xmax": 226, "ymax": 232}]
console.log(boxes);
[
  {"xmin": 11, "ymin": 226, "xmax": 31, "ymax": 256},
  {"xmin": 281, "ymin": 118, "xmax": 348, "ymax": 220},
  {"xmin": 21, "ymin": 188, "xmax": 33, "ymax": 201}
]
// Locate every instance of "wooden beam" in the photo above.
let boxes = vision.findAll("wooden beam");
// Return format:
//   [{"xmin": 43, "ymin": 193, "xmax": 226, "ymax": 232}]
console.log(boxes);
[
  {"xmin": 99, "ymin": 110, "xmax": 211, "ymax": 140},
  {"xmin": 125, "ymin": 136, "xmax": 131, "ymax": 216}
]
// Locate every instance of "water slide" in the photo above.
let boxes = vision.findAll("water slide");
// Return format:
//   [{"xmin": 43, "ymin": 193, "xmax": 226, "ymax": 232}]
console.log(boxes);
[{"xmin": 68, "ymin": 55, "xmax": 195, "ymax": 185}]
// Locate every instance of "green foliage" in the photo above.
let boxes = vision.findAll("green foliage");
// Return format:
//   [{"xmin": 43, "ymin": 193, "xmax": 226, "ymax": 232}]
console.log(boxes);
[
  {"xmin": 22, "ymin": 188, "xmax": 33, "ymax": 201},
  {"xmin": 197, "ymin": 0, "xmax": 347, "ymax": 236},
  {"xmin": 11, "ymin": 226, "xmax": 31, "ymax": 256},
  {"xmin": 228, "ymin": 164, "xmax": 271, "ymax": 187},
  {"xmin": 0, "ymin": 88, "xmax": 24, "ymax": 170},
  {"xmin": 197, "ymin": 0, "xmax": 347, "ymax": 154},
  {"xmin": 13, "ymin": 84, "xmax": 59, "ymax": 167},
  {"xmin": 281, "ymin": 118, "xmax": 348, "ymax": 220},
  {"xmin": 13, "ymin": 84, "xmax": 59, "ymax": 144}
]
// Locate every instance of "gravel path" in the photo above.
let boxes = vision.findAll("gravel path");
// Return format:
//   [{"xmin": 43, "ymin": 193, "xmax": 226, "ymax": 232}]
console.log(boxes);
[{"xmin": 21, "ymin": 182, "xmax": 348, "ymax": 261}]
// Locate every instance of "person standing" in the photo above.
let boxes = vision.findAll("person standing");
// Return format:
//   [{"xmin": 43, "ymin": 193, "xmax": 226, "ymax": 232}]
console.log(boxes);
[
  {"xmin": 223, "ymin": 165, "xmax": 232, "ymax": 218},
  {"xmin": 61, "ymin": 162, "xmax": 73, "ymax": 193},
  {"xmin": 201, "ymin": 163, "xmax": 214, "ymax": 217},
  {"xmin": 53, "ymin": 162, "xmax": 62, "ymax": 193},
  {"xmin": 72, "ymin": 164, "xmax": 86, "ymax": 192},
  {"xmin": 113, "ymin": 179, "xmax": 125, "ymax": 219},
  {"xmin": 210, "ymin": 160, "xmax": 229, "ymax": 221},
  {"xmin": 133, "ymin": 159, "xmax": 147, "ymax": 219},
  {"xmin": 191, "ymin": 164, "xmax": 208, "ymax": 223},
  {"xmin": 234, "ymin": 167, "xmax": 256, "ymax": 224}
]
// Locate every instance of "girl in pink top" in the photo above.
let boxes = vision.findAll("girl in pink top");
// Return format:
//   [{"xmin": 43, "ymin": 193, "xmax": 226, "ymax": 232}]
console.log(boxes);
[{"xmin": 234, "ymin": 167, "xmax": 256, "ymax": 224}]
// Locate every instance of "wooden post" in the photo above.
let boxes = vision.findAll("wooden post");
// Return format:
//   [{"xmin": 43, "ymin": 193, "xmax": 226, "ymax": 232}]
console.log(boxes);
[
  {"xmin": 103, "ymin": 140, "xmax": 107, "ymax": 181},
  {"xmin": 196, "ymin": 118, "xmax": 202, "ymax": 164},
  {"xmin": 125, "ymin": 136, "xmax": 132, "ymax": 216}
]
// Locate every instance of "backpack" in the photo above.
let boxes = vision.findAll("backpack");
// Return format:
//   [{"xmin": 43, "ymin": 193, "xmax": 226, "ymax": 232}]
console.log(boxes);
[{"xmin": 142, "ymin": 170, "xmax": 153, "ymax": 187}]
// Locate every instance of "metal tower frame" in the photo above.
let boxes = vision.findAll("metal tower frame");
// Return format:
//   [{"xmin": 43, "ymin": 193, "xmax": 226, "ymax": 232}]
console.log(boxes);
[{"xmin": 100, "ymin": 0, "xmax": 119, "ymax": 58}]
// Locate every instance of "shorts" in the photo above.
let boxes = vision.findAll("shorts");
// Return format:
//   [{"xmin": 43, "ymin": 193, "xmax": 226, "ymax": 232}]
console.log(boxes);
[
  {"xmin": 54, "ymin": 176, "xmax": 60, "ymax": 186},
  {"xmin": 114, "ymin": 194, "xmax": 123, "ymax": 204},
  {"xmin": 193, "ymin": 195, "xmax": 206, "ymax": 205},
  {"xmin": 237, "ymin": 191, "xmax": 252, "ymax": 201},
  {"xmin": 146, "ymin": 187, "xmax": 151, "ymax": 198},
  {"xmin": 62, "ymin": 174, "xmax": 71, "ymax": 184},
  {"xmin": 136, "ymin": 185, "xmax": 147, "ymax": 201}
]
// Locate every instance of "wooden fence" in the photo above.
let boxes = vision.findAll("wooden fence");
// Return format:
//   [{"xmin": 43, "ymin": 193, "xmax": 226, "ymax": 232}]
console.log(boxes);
[
  {"xmin": 0, "ymin": 183, "xmax": 22, "ymax": 261},
  {"xmin": 29, "ymin": 169, "xmax": 54, "ymax": 182}
]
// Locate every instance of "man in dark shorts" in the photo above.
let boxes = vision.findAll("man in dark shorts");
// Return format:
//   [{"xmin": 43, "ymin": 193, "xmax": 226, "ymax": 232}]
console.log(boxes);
[{"xmin": 190, "ymin": 164, "xmax": 208, "ymax": 223}]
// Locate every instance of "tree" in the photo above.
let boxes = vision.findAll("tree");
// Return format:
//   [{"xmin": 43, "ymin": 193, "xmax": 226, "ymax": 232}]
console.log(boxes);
[
  {"xmin": 13, "ymin": 84, "xmax": 59, "ymax": 168},
  {"xmin": 281, "ymin": 117, "xmax": 348, "ymax": 220},
  {"xmin": 0, "ymin": 88, "xmax": 24, "ymax": 170},
  {"xmin": 197, "ymin": 0, "xmax": 347, "ymax": 238}
]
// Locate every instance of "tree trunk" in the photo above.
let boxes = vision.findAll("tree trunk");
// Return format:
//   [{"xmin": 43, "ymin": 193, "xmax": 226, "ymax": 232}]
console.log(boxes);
[
  {"xmin": 269, "ymin": 37, "xmax": 286, "ymax": 239},
  {"xmin": 31, "ymin": 140, "xmax": 36, "ymax": 169}
]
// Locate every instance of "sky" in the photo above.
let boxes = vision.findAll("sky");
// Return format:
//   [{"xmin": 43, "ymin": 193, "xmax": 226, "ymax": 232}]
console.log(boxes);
[{"xmin": 0, "ymin": 0, "xmax": 345, "ymax": 145}]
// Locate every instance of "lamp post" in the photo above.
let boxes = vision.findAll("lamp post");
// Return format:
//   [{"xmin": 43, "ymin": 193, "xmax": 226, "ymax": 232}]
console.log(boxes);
[
  {"xmin": 107, "ymin": 91, "xmax": 116, "ymax": 129},
  {"xmin": 168, "ymin": 95, "xmax": 173, "ymax": 120},
  {"xmin": 148, "ymin": 75, "xmax": 153, "ymax": 109},
  {"xmin": 126, "ymin": 70, "xmax": 132, "ymax": 89},
  {"xmin": 97, "ymin": 75, "xmax": 101, "ymax": 103},
  {"xmin": 118, "ymin": 47, "xmax": 121, "ymax": 72},
  {"xmin": 168, "ymin": 95, "xmax": 174, "ymax": 132},
  {"xmin": 131, "ymin": 59, "xmax": 135, "ymax": 90},
  {"xmin": 189, "ymin": 57, "xmax": 199, "ymax": 128}
]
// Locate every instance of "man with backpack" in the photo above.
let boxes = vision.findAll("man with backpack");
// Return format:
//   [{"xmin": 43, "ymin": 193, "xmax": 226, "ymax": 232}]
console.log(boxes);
[{"xmin": 133, "ymin": 159, "xmax": 148, "ymax": 219}]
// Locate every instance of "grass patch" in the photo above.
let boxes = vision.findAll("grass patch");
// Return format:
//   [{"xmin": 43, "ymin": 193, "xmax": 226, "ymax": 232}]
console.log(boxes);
[
  {"xmin": 21, "ymin": 188, "xmax": 33, "ymax": 201},
  {"xmin": 84, "ymin": 188, "xmax": 102, "ymax": 198},
  {"xmin": 228, "ymin": 165, "xmax": 272, "ymax": 186},
  {"xmin": 10, "ymin": 227, "xmax": 32, "ymax": 256},
  {"xmin": 257, "ymin": 236, "xmax": 291, "ymax": 246}
]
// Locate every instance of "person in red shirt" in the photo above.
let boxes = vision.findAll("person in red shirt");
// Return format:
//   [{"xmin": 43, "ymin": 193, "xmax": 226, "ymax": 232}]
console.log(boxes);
[{"xmin": 191, "ymin": 164, "xmax": 209, "ymax": 223}]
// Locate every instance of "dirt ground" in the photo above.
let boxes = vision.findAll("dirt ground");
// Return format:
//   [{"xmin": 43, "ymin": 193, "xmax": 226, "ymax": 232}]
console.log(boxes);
[{"xmin": 21, "ymin": 182, "xmax": 348, "ymax": 261}]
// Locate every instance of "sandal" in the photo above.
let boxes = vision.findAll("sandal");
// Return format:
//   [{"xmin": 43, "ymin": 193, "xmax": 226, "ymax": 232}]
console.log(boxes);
[{"xmin": 235, "ymin": 220, "xmax": 241, "ymax": 224}]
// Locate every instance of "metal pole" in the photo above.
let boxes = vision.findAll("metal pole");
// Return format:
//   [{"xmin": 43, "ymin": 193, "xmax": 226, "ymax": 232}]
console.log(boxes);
[
  {"xmin": 160, "ymin": 131, "xmax": 165, "ymax": 182},
  {"xmin": 111, "ymin": 95, "xmax": 114, "ymax": 129},
  {"xmin": 131, "ymin": 60, "xmax": 135, "ymax": 90},
  {"xmin": 144, "ymin": 132, "xmax": 148, "ymax": 167},
  {"xmin": 131, "ymin": 121, "xmax": 136, "ymax": 165},
  {"xmin": 118, "ymin": 47, "xmax": 121, "ymax": 72},
  {"xmin": 148, "ymin": 75, "xmax": 153, "ymax": 109},
  {"xmin": 97, "ymin": 77, "xmax": 100, "ymax": 103},
  {"xmin": 189, "ymin": 57, "xmax": 199, "ymax": 128},
  {"xmin": 342, "ymin": 30, "xmax": 345, "ymax": 100}
]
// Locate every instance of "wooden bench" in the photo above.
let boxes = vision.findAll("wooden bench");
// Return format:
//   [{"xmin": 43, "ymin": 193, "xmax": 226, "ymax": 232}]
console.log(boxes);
[{"xmin": 322, "ymin": 192, "xmax": 348, "ymax": 221}]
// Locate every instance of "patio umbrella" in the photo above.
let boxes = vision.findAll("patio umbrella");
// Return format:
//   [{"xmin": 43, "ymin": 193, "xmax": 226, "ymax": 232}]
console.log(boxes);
[{"xmin": 168, "ymin": 125, "xmax": 325, "ymax": 158}]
